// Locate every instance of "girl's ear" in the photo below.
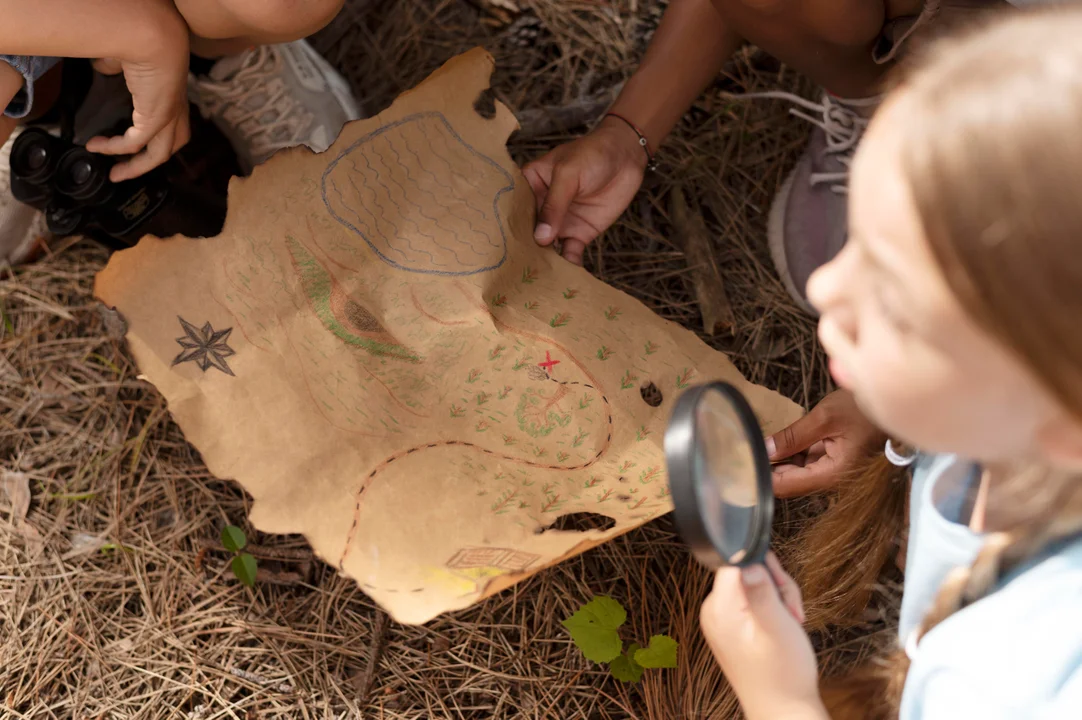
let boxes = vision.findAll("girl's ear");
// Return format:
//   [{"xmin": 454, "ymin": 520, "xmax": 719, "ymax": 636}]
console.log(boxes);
[{"xmin": 1035, "ymin": 412, "xmax": 1082, "ymax": 470}]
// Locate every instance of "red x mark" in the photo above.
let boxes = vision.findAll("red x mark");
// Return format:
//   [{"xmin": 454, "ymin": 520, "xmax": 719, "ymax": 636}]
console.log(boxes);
[{"xmin": 538, "ymin": 351, "xmax": 560, "ymax": 374}]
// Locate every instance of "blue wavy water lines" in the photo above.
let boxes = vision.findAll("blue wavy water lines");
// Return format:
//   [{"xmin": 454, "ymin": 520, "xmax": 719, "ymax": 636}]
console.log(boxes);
[
  {"xmin": 364, "ymin": 140, "xmax": 470, "ymax": 266},
  {"xmin": 420, "ymin": 130, "xmax": 492, "ymax": 224},
  {"xmin": 401, "ymin": 130, "xmax": 500, "ymax": 250},
  {"xmin": 326, "ymin": 177, "xmax": 406, "ymax": 260},
  {"xmin": 321, "ymin": 112, "xmax": 514, "ymax": 276},
  {"xmin": 345, "ymin": 154, "xmax": 445, "ymax": 267},
  {"xmin": 344, "ymin": 154, "xmax": 435, "ymax": 266},
  {"xmin": 380, "ymin": 133, "xmax": 490, "ymax": 259},
  {"xmin": 422, "ymin": 127, "xmax": 505, "ymax": 252},
  {"xmin": 398, "ymin": 130, "xmax": 487, "ymax": 233}
]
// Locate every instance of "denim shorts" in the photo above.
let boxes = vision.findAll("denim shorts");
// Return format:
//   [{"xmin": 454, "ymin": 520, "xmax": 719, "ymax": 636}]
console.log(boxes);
[{"xmin": 1, "ymin": 55, "xmax": 61, "ymax": 118}]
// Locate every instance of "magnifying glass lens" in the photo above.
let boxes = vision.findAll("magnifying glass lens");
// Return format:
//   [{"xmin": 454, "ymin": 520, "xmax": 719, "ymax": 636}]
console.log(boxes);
[
  {"xmin": 666, "ymin": 381, "xmax": 774, "ymax": 569},
  {"xmin": 693, "ymin": 390, "xmax": 759, "ymax": 563}
]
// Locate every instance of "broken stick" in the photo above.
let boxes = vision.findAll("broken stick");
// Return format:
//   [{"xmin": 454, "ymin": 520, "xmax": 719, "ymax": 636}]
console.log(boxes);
[
  {"xmin": 352, "ymin": 609, "xmax": 390, "ymax": 704},
  {"xmin": 671, "ymin": 186, "xmax": 735, "ymax": 335},
  {"xmin": 514, "ymin": 84, "xmax": 623, "ymax": 140}
]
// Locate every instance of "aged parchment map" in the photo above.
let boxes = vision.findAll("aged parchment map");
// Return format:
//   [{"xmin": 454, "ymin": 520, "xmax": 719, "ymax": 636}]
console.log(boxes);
[{"xmin": 95, "ymin": 49, "xmax": 801, "ymax": 624}]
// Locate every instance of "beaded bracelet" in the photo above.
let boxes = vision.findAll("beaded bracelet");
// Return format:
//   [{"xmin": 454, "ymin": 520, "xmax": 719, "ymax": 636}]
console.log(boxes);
[{"xmin": 604, "ymin": 112, "xmax": 658, "ymax": 172}]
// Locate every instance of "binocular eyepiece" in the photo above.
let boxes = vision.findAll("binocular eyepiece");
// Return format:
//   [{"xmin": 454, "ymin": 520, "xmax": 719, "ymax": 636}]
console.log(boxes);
[
  {"xmin": 10, "ymin": 128, "xmax": 111, "ymax": 200},
  {"xmin": 8, "ymin": 126, "xmax": 231, "ymax": 248},
  {"xmin": 10, "ymin": 129, "xmax": 121, "ymax": 237},
  {"xmin": 56, "ymin": 147, "xmax": 113, "ymax": 204},
  {"xmin": 9, "ymin": 128, "xmax": 60, "ymax": 185}
]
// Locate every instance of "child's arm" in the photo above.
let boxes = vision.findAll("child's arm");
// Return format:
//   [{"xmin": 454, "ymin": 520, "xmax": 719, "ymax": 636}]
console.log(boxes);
[
  {"xmin": 607, "ymin": 0, "xmax": 742, "ymax": 153},
  {"xmin": 0, "ymin": 0, "xmax": 182, "ymax": 66},
  {"xmin": 0, "ymin": 0, "xmax": 192, "ymax": 181},
  {"xmin": 702, "ymin": 555, "xmax": 830, "ymax": 720},
  {"xmin": 0, "ymin": 61, "xmax": 21, "ymax": 147},
  {"xmin": 523, "ymin": 0, "xmax": 741, "ymax": 263}
]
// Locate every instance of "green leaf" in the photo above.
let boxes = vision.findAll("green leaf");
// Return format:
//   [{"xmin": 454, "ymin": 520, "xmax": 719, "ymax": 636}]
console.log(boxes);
[
  {"xmin": 562, "ymin": 596, "xmax": 627, "ymax": 663},
  {"xmin": 564, "ymin": 623, "xmax": 622, "ymax": 664},
  {"xmin": 609, "ymin": 644, "xmax": 644, "ymax": 683},
  {"xmin": 634, "ymin": 635, "xmax": 678, "ymax": 669},
  {"xmin": 579, "ymin": 596, "xmax": 627, "ymax": 630},
  {"xmin": 221, "ymin": 525, "xmax": 247, "ymax": 553},
  {"xmin": 231, "ymin": 553, "xmax": 258, "ymax": 587}
]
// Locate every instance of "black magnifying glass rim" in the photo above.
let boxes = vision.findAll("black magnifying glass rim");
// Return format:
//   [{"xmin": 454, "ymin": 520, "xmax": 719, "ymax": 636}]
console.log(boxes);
[{"xmin": 664, "ymin": 381, "xmax": 774, "ymax": 569}]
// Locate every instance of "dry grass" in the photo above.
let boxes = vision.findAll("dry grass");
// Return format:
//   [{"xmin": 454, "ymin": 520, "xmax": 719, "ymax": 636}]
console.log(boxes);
[{"xmin": 0, "ymin": 1, "xmax": 889, "ymax": 718}]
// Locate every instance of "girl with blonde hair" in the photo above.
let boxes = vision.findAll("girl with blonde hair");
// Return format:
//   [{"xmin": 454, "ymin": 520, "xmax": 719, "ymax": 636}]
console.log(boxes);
[{"xmin": 700, "ymin": 6, "xmax": 1082, "ymax": 718}]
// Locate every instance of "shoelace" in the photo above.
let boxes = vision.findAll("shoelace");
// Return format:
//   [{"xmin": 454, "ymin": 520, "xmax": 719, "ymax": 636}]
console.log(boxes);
[
  {"xmin": 739, "ymin": 91, "xmax": 878, "ymax": 194},
  {"xmin": 193, "ymin": 47, "xmax": 311, "ymax": 155}
]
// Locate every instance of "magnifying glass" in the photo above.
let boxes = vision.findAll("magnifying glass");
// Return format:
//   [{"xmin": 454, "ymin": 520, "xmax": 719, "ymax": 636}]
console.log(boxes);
[{"xmin": 664, "ymin": 381, "xmax": 773, "ymax": 569}]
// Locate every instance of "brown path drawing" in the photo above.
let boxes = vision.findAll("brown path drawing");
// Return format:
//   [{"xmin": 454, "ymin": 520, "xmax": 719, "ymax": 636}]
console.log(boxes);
[{"xmin": 337, "ymin": 368, "xmax": 614, "ymax": 571}]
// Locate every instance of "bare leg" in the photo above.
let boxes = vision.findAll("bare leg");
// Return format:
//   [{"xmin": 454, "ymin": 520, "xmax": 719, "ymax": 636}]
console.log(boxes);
[
  {"xmin": 711, "ymin": 0, "xmax": 924, "ymax": 97},
  {"xmin": 174, "ymin": 0, "xmax": 346, "ymax": 57}
]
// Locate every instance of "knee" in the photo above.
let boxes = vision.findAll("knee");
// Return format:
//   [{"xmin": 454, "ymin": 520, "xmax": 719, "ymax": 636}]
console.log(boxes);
[{"xmin": 217, "ymin": 0, "xmax": 345, "ymax": 42}]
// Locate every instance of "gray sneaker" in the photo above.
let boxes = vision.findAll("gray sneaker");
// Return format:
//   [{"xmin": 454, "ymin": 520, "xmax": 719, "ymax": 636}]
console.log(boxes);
[
  {"xmin": 188, "ymin": 40, "xmax": 362, "ymax": 173},
  {"xmin": 0, "ymin": 128, "xmax": 48, "ymax": 264},
  {"xmin": 749, "ymin": 92, "xmax": 877, "ymax": 314}
]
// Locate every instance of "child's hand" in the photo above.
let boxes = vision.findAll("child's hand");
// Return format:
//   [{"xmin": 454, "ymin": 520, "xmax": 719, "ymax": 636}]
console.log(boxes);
[
  {"xmin": 768, "ymin": 389, "xmax": 886, "ymax": 498},
  {"xmin": 84, "ymin": 5, "xmax": 191, "ymax": 182},
  {"xmin": 701, "ymin": 554, "xmax": 827, "ymax": 720},
  {"xmin": 522, "ymin": 117, "xmax": 648, "ymax": 265}
]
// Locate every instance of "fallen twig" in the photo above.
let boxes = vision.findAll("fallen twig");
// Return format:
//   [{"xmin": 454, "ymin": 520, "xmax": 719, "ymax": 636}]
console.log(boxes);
[
  {"xmin": 230, "ymin": 666, "xmax": 296, "ymax": 694},
  {"xmin": 352, "ymin": 610, "xmax": 390, "ymax": 704},
  {"xmin": 514, "ymin": 83, "xmax": 623, "ymax": 140},
  {"xmin": 671, "ymin": 185, "xmax": 735, "ymax": 335}
]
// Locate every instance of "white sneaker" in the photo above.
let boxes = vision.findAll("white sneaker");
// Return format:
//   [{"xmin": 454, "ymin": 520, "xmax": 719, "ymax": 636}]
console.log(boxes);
[
  {"xmin": 0, "ymin": 128, "xmax": 48, "ymax": 265},
  {"xmin": 188, "ymin": 40, "xmax": 362, "ymax": 173}
]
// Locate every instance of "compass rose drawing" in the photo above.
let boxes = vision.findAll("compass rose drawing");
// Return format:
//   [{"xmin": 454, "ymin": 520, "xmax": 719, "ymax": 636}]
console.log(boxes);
[{"xmin": 171, "ymin": 316, "xmax": 236, "ymax": 376}]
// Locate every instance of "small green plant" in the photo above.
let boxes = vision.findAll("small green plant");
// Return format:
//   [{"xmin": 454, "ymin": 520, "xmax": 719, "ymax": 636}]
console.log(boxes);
[
  {"xmin": 563, "ymin": 596, "xmax": 678, "ymax": 683},
  {"xmin": 221, "ymin": 525, "xmax": 258, "ymax": 587}
]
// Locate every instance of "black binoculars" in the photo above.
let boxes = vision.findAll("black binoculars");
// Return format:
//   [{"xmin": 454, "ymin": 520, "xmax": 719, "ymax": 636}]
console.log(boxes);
[{"xmin": 9, "ymin": 126, "xmax": 230, "ymax": 248}]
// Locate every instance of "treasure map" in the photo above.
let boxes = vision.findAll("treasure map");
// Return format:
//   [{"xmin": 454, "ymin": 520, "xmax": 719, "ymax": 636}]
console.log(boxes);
[{"xmin": 94, "ymin": 48, "xmax": 802, "ymax": 624}]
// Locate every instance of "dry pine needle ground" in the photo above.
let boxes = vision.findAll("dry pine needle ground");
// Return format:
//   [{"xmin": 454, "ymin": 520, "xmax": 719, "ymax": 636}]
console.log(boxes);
[{"xmin": 0, "ymin": 1, "xmax": 887, "ymax": 717}]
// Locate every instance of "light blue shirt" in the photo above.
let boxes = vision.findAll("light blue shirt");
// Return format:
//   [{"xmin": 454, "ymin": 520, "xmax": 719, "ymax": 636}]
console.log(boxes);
[{"xmin": 899, "ymin": 454, "xmax": 1082, "ymax": 718}]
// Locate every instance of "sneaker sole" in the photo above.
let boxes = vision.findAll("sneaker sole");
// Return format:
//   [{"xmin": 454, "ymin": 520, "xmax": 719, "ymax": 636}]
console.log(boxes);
[{"xmin": 767, "ymin": 166, "xmax": 818, "ymax": 316}]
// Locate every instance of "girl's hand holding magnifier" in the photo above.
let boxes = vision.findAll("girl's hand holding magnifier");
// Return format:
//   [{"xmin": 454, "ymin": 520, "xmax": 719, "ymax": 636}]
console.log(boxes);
[
  {"xmin": 664, "ymin": 382, "xmax": 827, "ymax": 720},
  {"xmin": 700, "ymin": 554, "xmax": 827, "ymax": 720}
]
